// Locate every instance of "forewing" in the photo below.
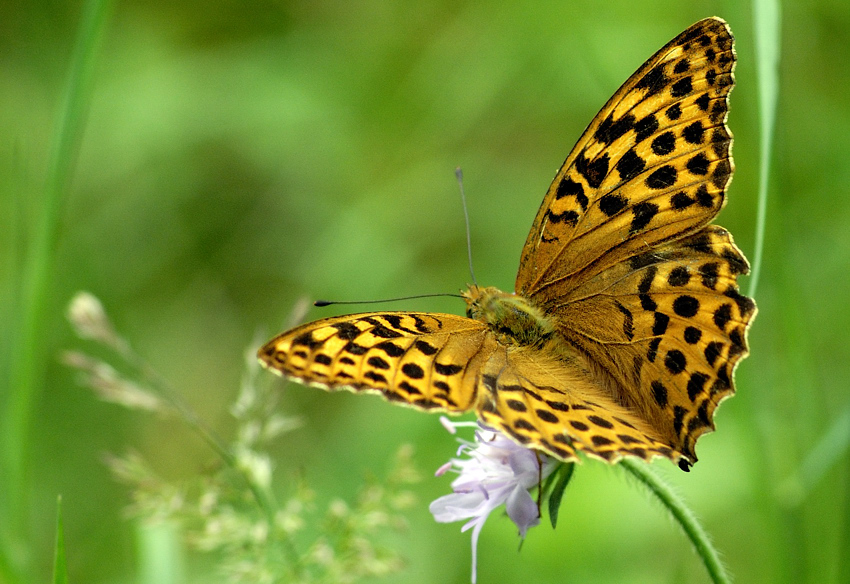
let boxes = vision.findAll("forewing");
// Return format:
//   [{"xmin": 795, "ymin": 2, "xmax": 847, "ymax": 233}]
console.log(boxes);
[
  {"xmin": 549, "ymin": 226, "xmax": 756, "ymax": 461},
  {"xmin": 258, "ymin": 312, "xmax": 494, "ymax": 412},
  {"xmin": 516, "ymin": 17, "xmax": 736, "ymax": 297}
]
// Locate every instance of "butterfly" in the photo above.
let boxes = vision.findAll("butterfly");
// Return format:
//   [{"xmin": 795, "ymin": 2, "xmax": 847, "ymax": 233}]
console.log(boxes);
[{"xmin": 259, "ymin": 17, "xmax": 755, "ymax": 471}]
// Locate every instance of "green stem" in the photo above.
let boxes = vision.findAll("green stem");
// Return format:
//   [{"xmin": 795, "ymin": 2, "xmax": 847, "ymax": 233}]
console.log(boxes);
[
  {"xmin": 747, "ymin": 0, "xmax": 781, "ymax": 298},
  {"xmin": 620, "ymin": 459, "xmax": 730, "ymax": 584},
  {"xmin": 1, "ymin": 0, "xmax": 111, "ymax": 578}
]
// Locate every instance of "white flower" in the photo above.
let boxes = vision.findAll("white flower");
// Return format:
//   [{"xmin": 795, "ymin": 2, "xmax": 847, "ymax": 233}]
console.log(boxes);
[{"xmin": 429, "ymin": 419, "xmax": 558, "ymax": 583}]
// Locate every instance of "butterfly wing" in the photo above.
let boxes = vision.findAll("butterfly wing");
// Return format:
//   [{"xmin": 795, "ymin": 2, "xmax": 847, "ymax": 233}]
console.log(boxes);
[
  {"xmin": 259, "ymin": 312, "xmax": 497, "ymax": 413},
  {"xmin": 516, "ymin": 17, "xmax": 736, "ymax": 295},
  {"xmin": 513, "ymin": 18, "xmax": 751, "ymax": 465},
  {"xmin": 472, "ymin": 344, "xmax": 678, "ymax": 464},
  {"xmin": 548, "ymin": 226, "xmax": 755, "ymax": 461}
]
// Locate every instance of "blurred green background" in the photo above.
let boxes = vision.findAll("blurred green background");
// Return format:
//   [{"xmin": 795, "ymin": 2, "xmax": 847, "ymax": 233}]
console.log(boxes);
[{"xmin": 2, "ymin": 0, "xmax": 848, "ymax": 582}]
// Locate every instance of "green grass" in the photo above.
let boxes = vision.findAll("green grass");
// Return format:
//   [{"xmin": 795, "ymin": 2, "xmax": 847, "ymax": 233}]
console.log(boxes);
[
  {"xmin": 3, "ymin": 1, "xmax": 850, "ymax": 582},
  {"xmin": 1, "ymin": 0, "xmax": 111, "ymax": 580}
]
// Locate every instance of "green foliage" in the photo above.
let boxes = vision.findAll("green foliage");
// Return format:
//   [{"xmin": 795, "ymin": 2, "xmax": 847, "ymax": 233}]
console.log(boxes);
[{"xmin": 544, "ymin": 462, "xmax": 574, "ymax": 529}]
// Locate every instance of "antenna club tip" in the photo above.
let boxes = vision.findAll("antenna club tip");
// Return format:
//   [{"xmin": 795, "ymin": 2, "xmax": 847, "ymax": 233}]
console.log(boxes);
[
  {"xmin": 314, "ymin": 300, "xmax": 331, "ymax": 307},
  {"xmin": 455, "ymin": 167, "xmax": 463, "ymax": 179}
]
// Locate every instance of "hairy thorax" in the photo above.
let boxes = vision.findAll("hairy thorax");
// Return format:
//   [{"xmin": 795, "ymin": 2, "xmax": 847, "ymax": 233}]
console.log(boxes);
[{"xmin": 463, "ymin": 285, "xmax": 556, "ymax": 347}]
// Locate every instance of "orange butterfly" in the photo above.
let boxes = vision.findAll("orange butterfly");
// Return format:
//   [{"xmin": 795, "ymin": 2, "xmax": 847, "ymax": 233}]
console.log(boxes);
[{"xmin": 259, "ymin": 17, "xmax": 755, "ymax": 471}]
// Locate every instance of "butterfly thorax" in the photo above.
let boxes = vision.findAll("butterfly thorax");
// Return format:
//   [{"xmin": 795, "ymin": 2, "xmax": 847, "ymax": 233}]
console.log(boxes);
[{"xmin": 463, "ymin": 285, "xmax": 555, "ymax": 347}]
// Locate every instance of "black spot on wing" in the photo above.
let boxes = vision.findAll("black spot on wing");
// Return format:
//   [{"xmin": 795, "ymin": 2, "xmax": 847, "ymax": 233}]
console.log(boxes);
[
  {"xmin": 615, "ymin": 301, "xmax": 634, "ymax": 340},
  {"xmin": 594, "ymin": 112, "xmax": 636, "ymax": 144},
  {"xmin": 514, "ymin": 419, "xmax": 535, "ymax": 431},
  {"xmin": 401, "ymin": 363, "xmax": 425, "ymax": 379},
  {"xmin": 293, "ymin": 331, "xmax": 324, "ymax": 349},
  {"xmin": 699, "ymin": 263, "xmax": 719, "ymax": 289},
  {"xmin": 367, "ymin": 356, "xmax": 390, "ymax": 369},
  {"xmin": 376, "ymin": 341, "xmax": 405, "ymax": 357},
  {"xmin": 647, "ymin": 338, "xmax": 661, "ymax": 362},
  {"xmin": 687, "ymin": 372, "xmax": 709, "ymax": 401},
  {"xmin": 637, "ymin": 266, "xmax": 657, "ymax": 294},
  {"xmin": 630, "ymin": 201, "xmax": 659, "ymax": 234},
  {"xmin": 364, "ymin": 371, "xmax": 387, "ymax": 384},
  {"xmin": 361, "ymin": 317, "xmax": 404, "ymax": 339},
  {"xmin": 547, "ymin": 400, "xmax": 570, "ymax": 412},
  {"xmin": 640, "ymin": 295, "xmax": 657, "ymax": 311},
  {"xmin": 695, "ymin": 185, "xmax": 713, "ymax": 208},
  {"xmin": 414, "ymin": 340, "xmax": 438, "ymax": 355},
  {"xmin": 635, "ymin": 64, "xmax": 670, "ymax": 96},
  {"xmin": 435, "ymin": 362, "xmax": 464, "ymax": 376},
  {"xmin": 723, "ymin": 249, "xmax": 749, "ymax": 275},
  {"xmin": 576, "ymin": 152, "xmax": 610, "ymax": 188},
  {"xmin": 433, "ymin": 380, "xmax": 450, "ymax": 392},
  {"xmin": 588, "ymin": 415, "xmax": 614, "ymax": 429},
  {"xmin": 684, "ymin": 326, "xmax": 702, "ymax": 344},
  {"xmin": 673, "ymin": 58, "xmax": 690, "ymax": 74},
  {"xmin": 668, "ymin": 267, "xmax": 690, "ymax": 286},
  {"xmin": 673, "ymin": 296, "xmax": 700, "ymax": 318},
  {"xmin": 398, "ymin": 380, "xmax": 422, "ymax": 395},
  {"xmin": 599, "ymin": 194, "xmax": 628, "ymax": 216},
  {"xmin": 332, "ymin": 322, "xmax": 361, "ymax": 340},
  {"xmin": 671, "ymin": 76, "xmax": 693, "ymax": 97},
  {"xmin": 704, "ymin": 342, "xmax": 723, "ymax": 366},
  {"xmin": 555, "ymin": 177, "xmax": 589, "ymax": 211},
  {"xmin": 673, "ymin": 405, "xmax": 686, "ymax": 434},
  {"xmin": 665, "ymin": 350, "xmax": 687, "ymax": 374},
  {"xmin": 382, "ymin": 314, "xmax": 421, "ymax": 335},
  {"xmin": 646, "ymin": 166, "xmax": 677, "ymax": 190},
  {"xmin": 547, "ymin": 209, "xmax": 579, "ymax": 226},
  {"xmin": 686, "ymin": 154, "xmax": 710, "ymax": 176},
  {"xmin": 710, "ymin": 101, "xmax": 726, "ymax": 123},
  {"xmin": 651, "ymin": 380, "xmax": 668, "ymax": 407},
  {"xmin": 652, "ymin": 132, "xmax": 676, "ymax": 155},
  {"xmin": 724, "ymin": 287, "xmax": 756, "ymax": 317},
  {"xmin": 506, "ymin": 399, "xmax": 527, "ymax": 412},
  {"xmin": 652, "ymin": 312, "xmax": 669, "ymax": 335},
  {"xmin": 671, "ymin": 192, "xmax": 695, "ymax": 210},
  {"xmin": 536, "ymin": 409, "xmax": 560, "ymax": 423},
  {"xmin": 616, "ymin": 149, "xmax": 646, "ymax": 182},
  {"xmin": 713, "ymin": 304, "xmax": 733, "ymax": 330},
  {"xmin": 666, "ymin": 103, "xmax": 682, "ymax": 120},
  {"xmin": 633, "ymin": 114, "xmax": 659, "ymax": 143},
  {"xmin": 683, "ymin": 121, "xmax": 705, "ymax": 144},
  {"xmin": 343, "ymin": 341, "xmax": 369, "ymax": 356}
]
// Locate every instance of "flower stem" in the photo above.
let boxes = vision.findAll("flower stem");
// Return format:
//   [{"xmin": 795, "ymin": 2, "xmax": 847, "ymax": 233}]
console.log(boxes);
[{"xmin": 620, "ymin": 459, "xmax": 730, "ymax": 584}]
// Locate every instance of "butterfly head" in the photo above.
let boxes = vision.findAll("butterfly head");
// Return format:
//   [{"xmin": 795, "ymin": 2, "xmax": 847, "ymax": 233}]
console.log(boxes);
[{"xmin": 462, "ymin": 285, "xmax": 555, "ymax": 347}]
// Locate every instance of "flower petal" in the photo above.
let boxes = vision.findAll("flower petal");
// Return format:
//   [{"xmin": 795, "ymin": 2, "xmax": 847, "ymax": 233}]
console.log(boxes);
[{"xmin": 505, "ymin": 484, "xmax": 540, "ymax": 538}]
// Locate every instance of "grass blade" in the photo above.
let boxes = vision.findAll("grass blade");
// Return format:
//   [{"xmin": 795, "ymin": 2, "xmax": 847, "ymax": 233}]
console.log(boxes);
[
  {"xmin": 748, "ymin": 0, "xmax": 782, "ymax": 297},
  {"xmin": 1, "ymin": 0, "xmax": 112, "ymax": 578},
  {"xmin": 52, "ymin": 497, "xmax": 69, "ymax": 584}
]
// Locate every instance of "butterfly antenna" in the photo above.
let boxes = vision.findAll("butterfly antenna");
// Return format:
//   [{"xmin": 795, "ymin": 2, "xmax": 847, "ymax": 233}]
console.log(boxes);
[
  {"xmin": 315, "ymin": 293, "xmax": 462, "ymax": 307},
  {"xmin": 456, "ymin": 167, "xmax": 478, "ymax": 286}
]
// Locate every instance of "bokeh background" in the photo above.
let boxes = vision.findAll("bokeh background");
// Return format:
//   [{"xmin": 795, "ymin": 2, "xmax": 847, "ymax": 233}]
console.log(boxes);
[{"xmin": 2, "ymin": 0, "xmax": 848, "ymax": 582}]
